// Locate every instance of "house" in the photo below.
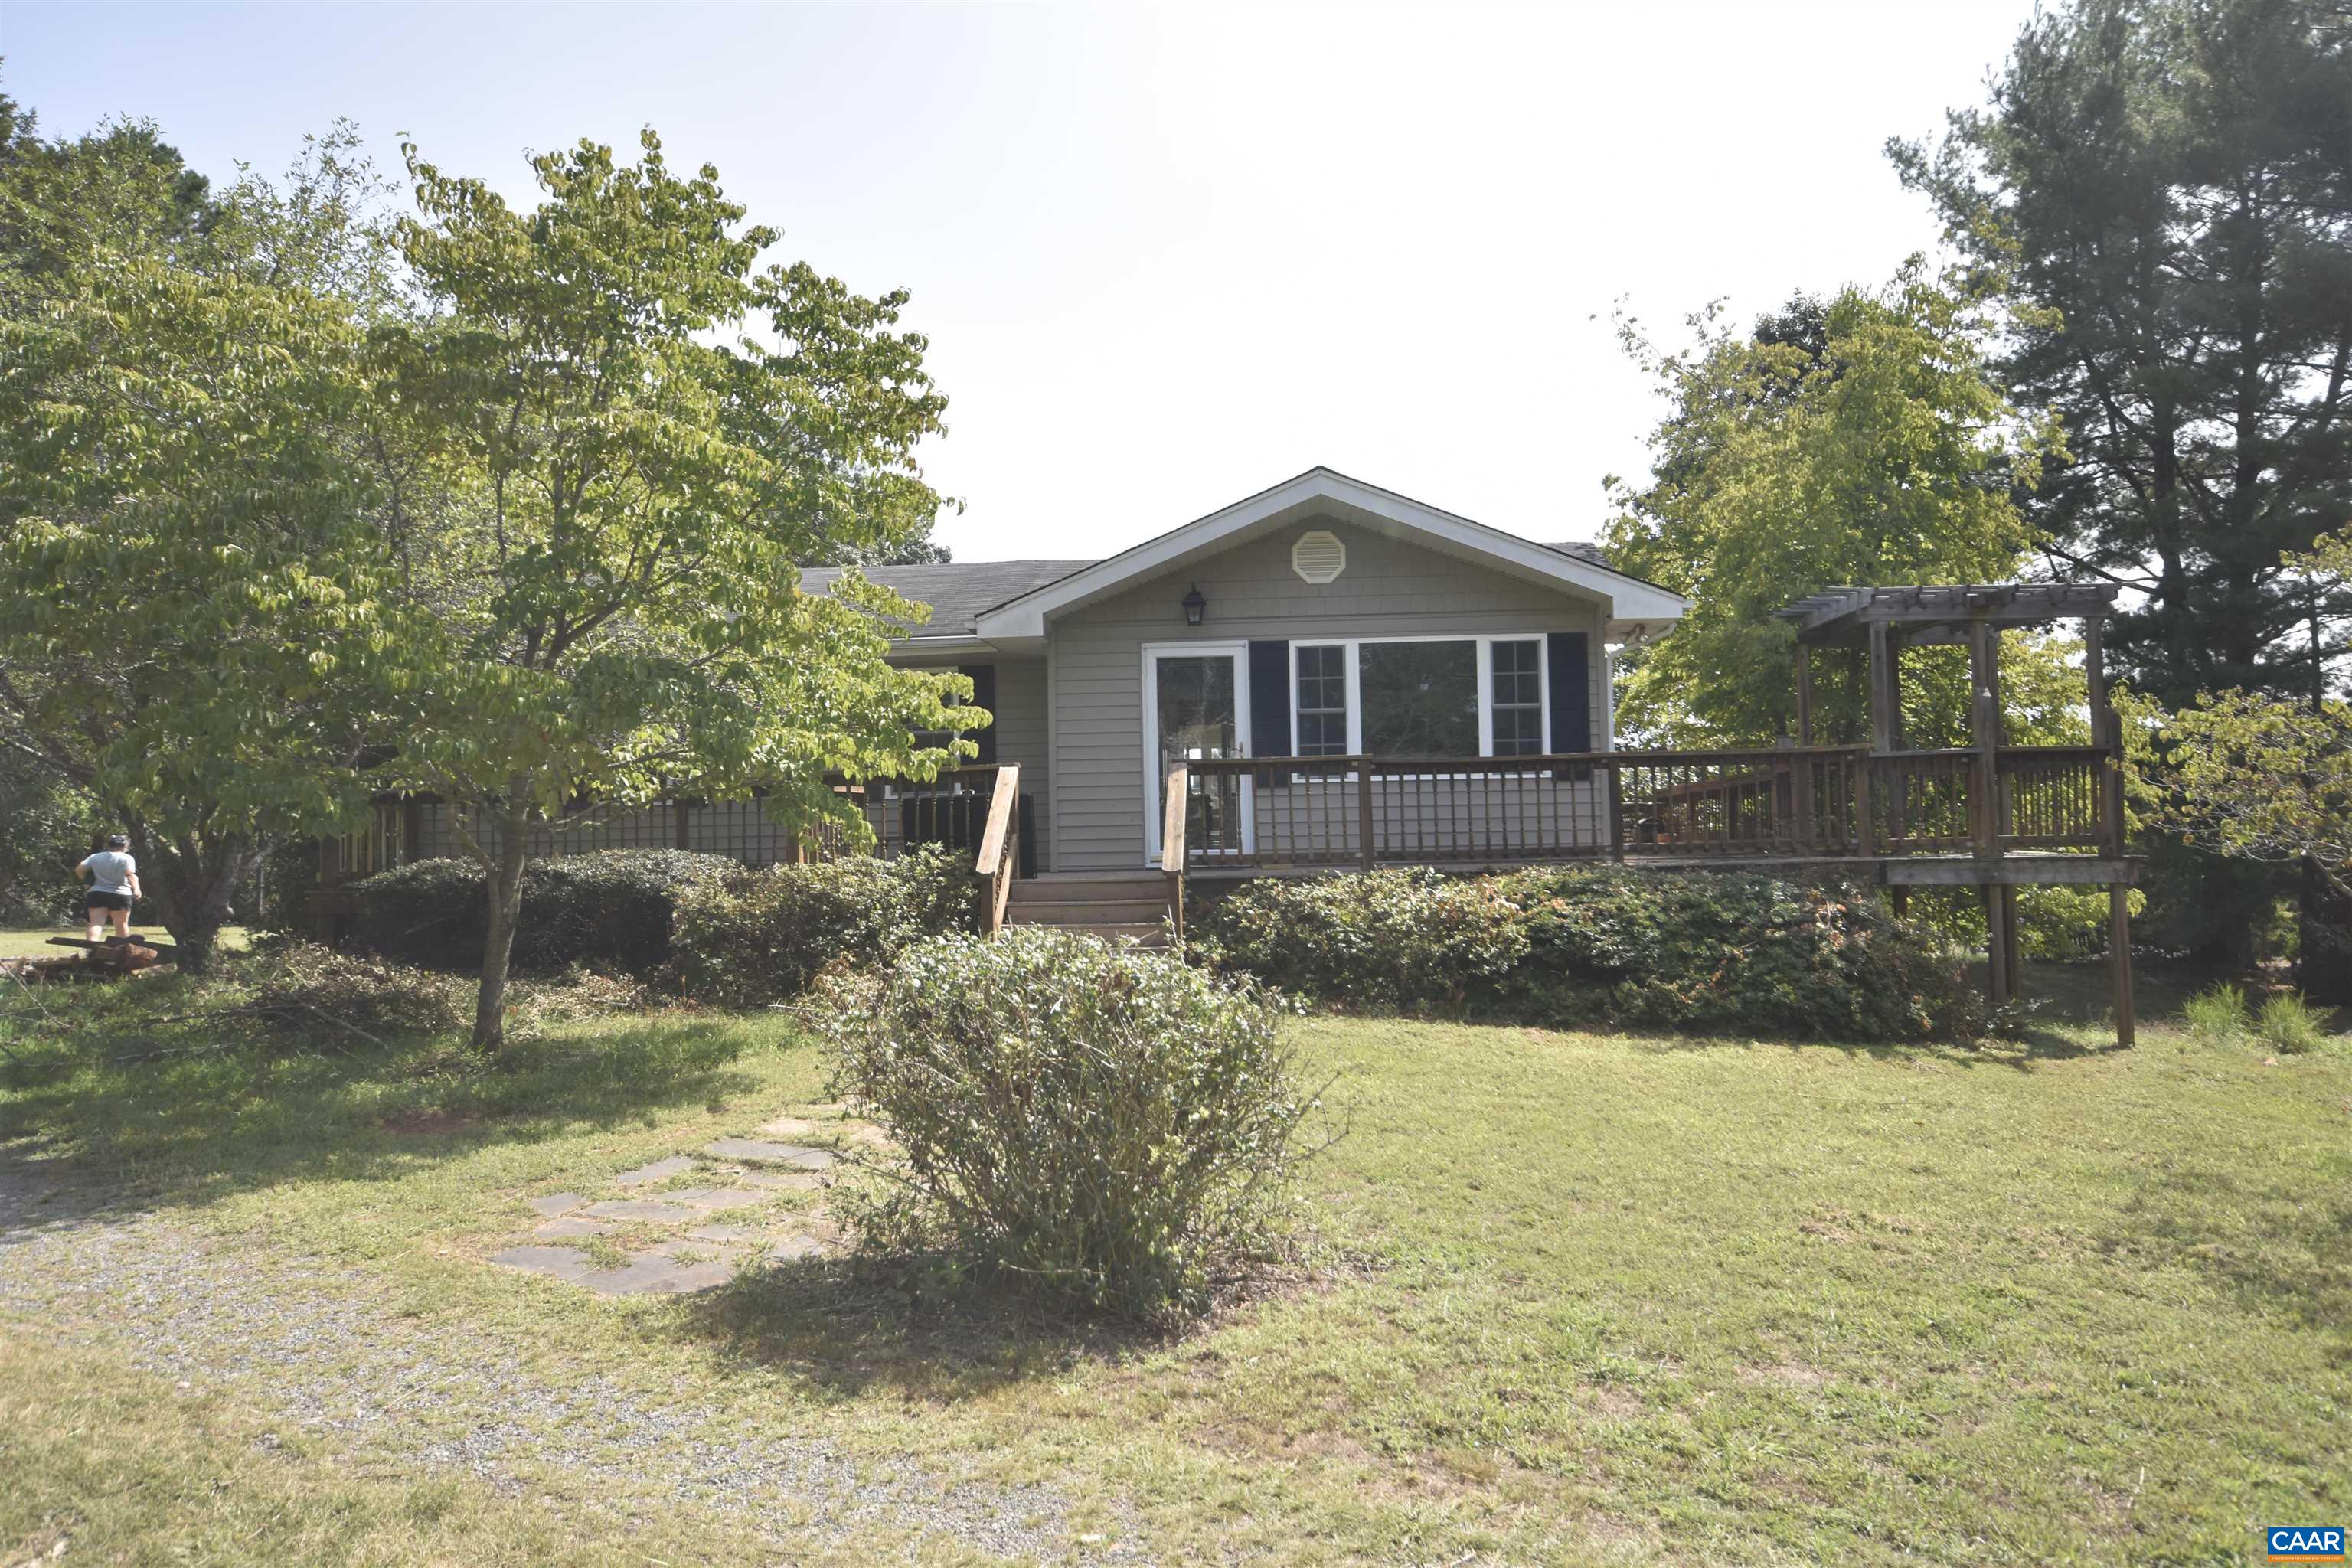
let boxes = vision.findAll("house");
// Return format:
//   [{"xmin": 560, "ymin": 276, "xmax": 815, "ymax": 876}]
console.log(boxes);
[
  {"xmin": 801, "ymin": 466, "xmax": 1688, "ymax": 883},
  {"xmin": 316, "ymin": 466, "xmax": 2141, "ymax": 1040}
]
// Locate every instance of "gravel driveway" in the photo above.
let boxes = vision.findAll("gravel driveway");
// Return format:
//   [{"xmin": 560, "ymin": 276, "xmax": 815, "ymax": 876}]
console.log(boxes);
[{"xmin": 0, "ymin": 1150, "xmax": 1145, "ymax": 1563}]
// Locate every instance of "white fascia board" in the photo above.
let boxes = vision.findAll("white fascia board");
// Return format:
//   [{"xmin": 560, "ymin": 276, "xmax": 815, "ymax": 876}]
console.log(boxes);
[
  {"xmin": 882, "ymin": 634, "xmax": 1044, "ymax": 661},
  {"xmin": 972, "ymin": 467, "xmax": 1690, "ymax": 639}
]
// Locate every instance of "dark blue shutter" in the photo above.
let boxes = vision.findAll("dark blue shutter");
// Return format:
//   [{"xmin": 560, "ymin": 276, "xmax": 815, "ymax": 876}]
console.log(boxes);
[
  {"xmin": 959, "ymin": 664, "xmax": 997, "ymax": 765},
  {"xmin": 1547, "ymin": 632, "xmax": 1592, "ymax": 779},
  {"xmin": 1248, "ymin": 639, "xmax": 1291, "ymax": 788}
]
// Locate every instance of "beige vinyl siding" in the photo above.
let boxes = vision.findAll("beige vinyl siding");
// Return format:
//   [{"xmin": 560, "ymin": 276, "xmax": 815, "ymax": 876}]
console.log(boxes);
[
  {"xmin": 897, "ymin": 655, "xmax": 1051, "ymax": 871},
  {"xmin": 1048, "ymin": 519, "xmax": 1612, "ymax": 871}
]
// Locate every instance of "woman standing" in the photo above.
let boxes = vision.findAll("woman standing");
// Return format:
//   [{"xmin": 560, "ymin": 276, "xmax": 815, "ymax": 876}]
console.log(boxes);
[{"xmin": 77, "ymin": 835, "xmax": 142, "ymax": 943}]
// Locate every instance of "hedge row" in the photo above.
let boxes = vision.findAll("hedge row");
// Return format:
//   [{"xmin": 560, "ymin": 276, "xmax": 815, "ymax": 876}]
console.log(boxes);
[
  {"xmin": 1188, "ymin": 866, "xmax": 1983, "ymax": 1042},
  {"xmin": 344, "ymin": 845, "xmax": 970, "ymax": 1000}
]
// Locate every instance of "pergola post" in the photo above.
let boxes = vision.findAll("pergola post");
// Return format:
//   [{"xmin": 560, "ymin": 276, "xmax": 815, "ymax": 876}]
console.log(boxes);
[
  {"xmin": 2086, "ymin": 614, "xmax": 2135, "ymax": 1046},
  {"xmin": 1867, "ymin": 622, "xmax": 1901, "ymax": 753}
]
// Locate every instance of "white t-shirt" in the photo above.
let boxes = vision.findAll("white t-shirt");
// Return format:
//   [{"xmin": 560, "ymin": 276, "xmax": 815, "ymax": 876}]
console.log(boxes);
[{"xmin": 80, "ymin": 851, "xmax": 136, "ymax": 895}]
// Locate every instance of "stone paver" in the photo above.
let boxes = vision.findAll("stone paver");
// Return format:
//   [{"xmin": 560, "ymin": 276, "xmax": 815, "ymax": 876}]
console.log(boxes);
[
  {"xmin": 532, "ymin": 1215, "xmax": 616, "ymax": 1239},
  {"xmin": 579, "ymin": 1198, "xmax": 704, "ymax": 1224},
  {"xmin": 731, "ymin": 1169, "xmax": 825, "ymax": 1191},
  {"xmin": 480, "ymin": 1113, "xmax": 884, "ymax": 1298},
  {"xmin": 491, "ymin": 1244, "xmax": 596, "ymax": 1283},
  {"xmin": 665, "ymin": 1186, "xmax": 771, "ymax": 1212},
  {"xmin": 614, "ymin": 1155, "xmax": 694, "ymax": 1187},
  {"xmin": 704, "ymin": 1138, "xmax": 835, "ymax": 1170}
]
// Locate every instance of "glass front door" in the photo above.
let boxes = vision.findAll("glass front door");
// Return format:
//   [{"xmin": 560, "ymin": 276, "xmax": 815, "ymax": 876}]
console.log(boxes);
[{"xmin": 1147, "ymin": 646, "xmax": 1250, "ymax": 862}]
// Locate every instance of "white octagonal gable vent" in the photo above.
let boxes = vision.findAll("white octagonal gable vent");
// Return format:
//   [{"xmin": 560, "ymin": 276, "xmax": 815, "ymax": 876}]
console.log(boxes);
[{"xmin": 1292, "ymin": 529, "xmax": 1347, "ymax": 584}]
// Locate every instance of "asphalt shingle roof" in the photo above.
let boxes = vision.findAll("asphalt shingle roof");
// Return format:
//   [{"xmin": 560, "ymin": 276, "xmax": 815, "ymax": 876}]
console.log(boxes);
[{"xmin": 797, "ymin": 560, "xmax": 1096, "ymax": 637}]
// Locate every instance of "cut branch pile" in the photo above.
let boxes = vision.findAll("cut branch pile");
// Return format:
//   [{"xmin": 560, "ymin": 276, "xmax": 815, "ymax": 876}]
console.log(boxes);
[{"xmin": 0, "ymin": 936, "xmax": 178, "ymax": 985}]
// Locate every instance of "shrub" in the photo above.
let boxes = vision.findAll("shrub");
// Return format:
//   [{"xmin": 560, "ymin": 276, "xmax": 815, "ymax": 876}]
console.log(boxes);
[
  {"xmin": 2255, "ymin": 991, "xmax": 2333, "ymax": 1055},
  {"xmin": 1185, "ymin": 868, "xmax": 1524, "ymax": 1008},
  {"xmin": 2182, "ymin": 982, "xmax": 2250, "ymax": 1046},
  {"xmin": 669, "ymin": 844, "xmax": 971, "ymax": 1006},
  {"xmin": 819, "ymin": 929, "xmax": 1314, "ymax": 1319},
  {"xmin": 346, "ymin": 849, "xmax": 738, "ymax": 975},
  {"xmin": 1191, "ymin": 866, "xmax": 1982, "ymax": 1043}
]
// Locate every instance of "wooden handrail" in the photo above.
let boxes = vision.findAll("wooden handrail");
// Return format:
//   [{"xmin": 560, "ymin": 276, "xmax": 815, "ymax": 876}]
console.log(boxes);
[
  {"xmin": 1161, "ymin": 763, "xmax": 1189, "ymax": 946},
  {"xmin": 1161, "ymin": 763, "xmax": 1191, "ymax": 871},
  {"xmin": 974, "ymin": 764, "xmax": 1020, "ymax": 936},
  {"xmin": 972, "ymin": 763, "xmax": 1020, "ymax": 875}
]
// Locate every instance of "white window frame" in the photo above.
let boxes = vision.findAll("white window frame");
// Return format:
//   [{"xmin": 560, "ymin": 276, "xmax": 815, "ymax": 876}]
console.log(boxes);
[
  {"xmin": 1285, "ymin": 632, "xmax": 1553, "ymax": 765},
  {"xmin": 1140, "ymin": 641, "xmax": 1253, "ymax": 864}
]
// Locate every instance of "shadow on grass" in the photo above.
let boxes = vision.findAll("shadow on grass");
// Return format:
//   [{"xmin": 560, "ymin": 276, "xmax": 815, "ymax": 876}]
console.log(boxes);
[
  {"xmin": 0, "ymin": 1002, "xmax": 779, "ymax": 1227},
  {"xmin": 656, "ymin": 1252, "xmax": 1187, "ymax": 1404}
]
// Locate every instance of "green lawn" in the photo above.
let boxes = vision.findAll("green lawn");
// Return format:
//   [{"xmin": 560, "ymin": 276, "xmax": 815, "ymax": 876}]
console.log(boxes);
[{"xmin": 2, "ymin": 966, "xmax": 2346, "ymax": 1564}]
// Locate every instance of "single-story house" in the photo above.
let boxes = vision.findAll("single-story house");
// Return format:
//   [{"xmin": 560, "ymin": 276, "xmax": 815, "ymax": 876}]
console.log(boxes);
[{"xmin": 800, "ymin": 466, "xmax": 1689, "ymax": 880}]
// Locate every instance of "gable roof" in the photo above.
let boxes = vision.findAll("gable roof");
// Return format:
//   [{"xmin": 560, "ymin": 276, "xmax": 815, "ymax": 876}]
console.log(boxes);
[
  {"xmin": 798, "ymin": 559, "xmax": 1095, "ymax": 639},
  {"xmin": 972, "ymin": 467, "xmax": 1687, "ymax": 642}
]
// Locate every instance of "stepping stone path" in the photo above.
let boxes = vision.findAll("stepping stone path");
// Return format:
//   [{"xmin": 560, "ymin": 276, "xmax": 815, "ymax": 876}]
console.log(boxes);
[{"xmin": 490, "ymin": 1106, "xmax": 879, "ymax": 1298}]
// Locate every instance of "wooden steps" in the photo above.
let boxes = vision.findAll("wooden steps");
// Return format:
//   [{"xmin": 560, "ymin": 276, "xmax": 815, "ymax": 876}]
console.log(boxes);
[{"xmin": 1003, "ymin": 872, "xmax": 1175, "ymax": 949}]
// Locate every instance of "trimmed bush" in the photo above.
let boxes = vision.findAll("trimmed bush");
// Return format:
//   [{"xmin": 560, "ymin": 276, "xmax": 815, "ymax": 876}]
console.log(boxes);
[
  {"xmin": 1191, "ymin": 866, "xmax": 1983, "ymax": 1043},
  {"xmin": 346, "ymin": 849, "xmax": 738, "ymax": 975},
  {"xmin": 819, "ymin": 929, "xmax": 1312, "ymax": 1319},
  {"xmin": 669, "ymin": 844, "xmax": 971, "ymax": 1006}
]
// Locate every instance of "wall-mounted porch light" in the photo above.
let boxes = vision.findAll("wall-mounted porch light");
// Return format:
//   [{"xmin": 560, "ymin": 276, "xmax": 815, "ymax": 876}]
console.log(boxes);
[{"xmin": 1182, "ymin": 583, "xmax": 1207, "ymax": 626}]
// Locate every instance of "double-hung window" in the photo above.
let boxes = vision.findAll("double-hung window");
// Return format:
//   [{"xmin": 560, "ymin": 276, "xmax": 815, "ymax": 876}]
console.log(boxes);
[
  {"xmin": 1489, "ymin": 639, "xmax": 1545, "ymax": 756},
  {"xmin": 1295, "ymin": 645, "xmax": 1350, "ymax": 756},
  {"xmin": 1289, "ymin": 635, "xmax": 1550, "ymax": 760}
]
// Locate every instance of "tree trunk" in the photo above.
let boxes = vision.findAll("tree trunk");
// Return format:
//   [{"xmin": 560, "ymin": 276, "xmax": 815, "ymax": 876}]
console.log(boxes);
[
  {"xmin": 131, "ymin": 822, "xmax": 256, "ymax": 976},
  {"xmin": 471, "ymin": 810, "xmax": 531, "ymax": 1052},
  {"xmin": 2297, "ymin": 858, "xmax": 2352, "ymax": 1007}
]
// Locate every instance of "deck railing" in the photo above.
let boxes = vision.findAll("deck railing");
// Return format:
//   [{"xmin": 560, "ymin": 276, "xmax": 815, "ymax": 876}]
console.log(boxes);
[{"xmin": 1168, "ymin": 746, "xmax": 2116, "ymax": 872}]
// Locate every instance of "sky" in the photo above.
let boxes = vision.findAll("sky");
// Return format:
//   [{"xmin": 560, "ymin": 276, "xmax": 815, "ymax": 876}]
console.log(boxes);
[{"xmin": 3, "ymin": 1, "xmax": 2041, "ymax": 563}]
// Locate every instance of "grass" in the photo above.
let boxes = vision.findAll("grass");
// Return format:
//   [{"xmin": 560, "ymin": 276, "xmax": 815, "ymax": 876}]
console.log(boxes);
[{"xmin": 3, "ymin": 961, "xmax": 2348, "ymax": 1564}]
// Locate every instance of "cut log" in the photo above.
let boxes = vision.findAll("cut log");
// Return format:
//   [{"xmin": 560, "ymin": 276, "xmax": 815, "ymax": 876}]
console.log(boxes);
[{"xmin": 45, "ymin": 936, "xmax": 180, "ymax": 959}]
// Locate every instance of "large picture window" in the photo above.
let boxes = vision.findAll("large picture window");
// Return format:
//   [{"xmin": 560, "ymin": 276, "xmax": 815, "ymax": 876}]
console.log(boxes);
[
  {"xmin": 1358, "ymin": 640, "xmax": 1479, "ymax": 756},
  {"xmin": 1289, "ymin": 635, "xmax": 1553, "ymax": 760}
]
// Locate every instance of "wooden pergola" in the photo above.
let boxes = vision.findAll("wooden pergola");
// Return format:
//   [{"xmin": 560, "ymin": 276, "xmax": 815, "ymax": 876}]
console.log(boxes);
[{"xmin": 1779, "ymin": 583, "xmax": 2136, "ymax": 1040}]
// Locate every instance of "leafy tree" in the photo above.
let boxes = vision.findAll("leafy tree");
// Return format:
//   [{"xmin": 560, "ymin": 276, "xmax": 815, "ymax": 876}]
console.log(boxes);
[
  {"xmin": 0, "ymin": 109, "xmax": 402, "ymax": 969},
  {"xmin": 1604, "ymin": 260, "xmax": 2071, "ymax": 748},
  {"xmin": 376, "ymin": 131, "xmax": 968, "ymax": 1050},
  {"xmin": 1893, "ymin": 0, "xmax": 2352, "ymax": 962},
  {"xmin": 2124, "ymin": 523, "xmax": 2352, "ymax": 991},
  {"xmin": 1891, "ymin": 0, "xmax": 2352, "ymax": 704}
]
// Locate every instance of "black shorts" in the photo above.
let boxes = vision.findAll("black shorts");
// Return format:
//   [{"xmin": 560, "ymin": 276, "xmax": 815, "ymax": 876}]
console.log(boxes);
[{"xmin": 85, "ymin": 890, "xmax": 131, "ymax": 913}]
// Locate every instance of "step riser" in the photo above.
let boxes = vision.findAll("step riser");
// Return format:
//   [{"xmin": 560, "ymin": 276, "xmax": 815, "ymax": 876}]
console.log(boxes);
[
  {"xmin": 1008, "ymin": 880, "xmax": 1167, "ymax": 903},
  {"xmin": 1006, "ymin": 901, "xmax": 1170, "ymax": 924}
]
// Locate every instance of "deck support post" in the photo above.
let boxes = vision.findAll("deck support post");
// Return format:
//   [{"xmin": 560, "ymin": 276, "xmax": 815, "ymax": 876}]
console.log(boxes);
[
  {"xmin": 1795, "ymin": 643, "xmax": 1815, "ymax": 746},
  {"xmin": 1983, "ymin": 883, "xmax": 2011, "ymax": 1008},
  {"xmin": 2109, "ymin": 883, "xmax": 2135, "ymax": 1046},
  {"xmin": 1357, "ymin": 758, "xmax": 1376, "ymax": 873},
  {"xmin": 1890, "ymin": 885, "xmax": 1909, "ymax": 921}
]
